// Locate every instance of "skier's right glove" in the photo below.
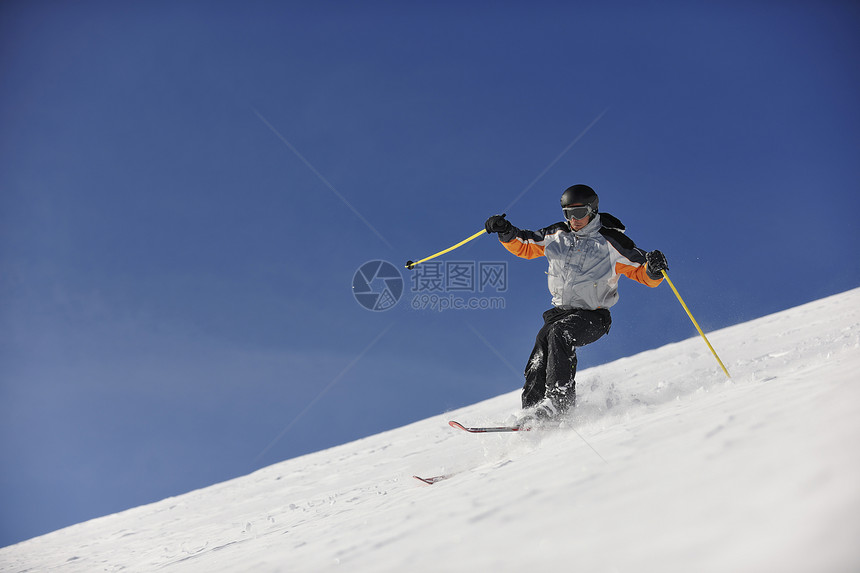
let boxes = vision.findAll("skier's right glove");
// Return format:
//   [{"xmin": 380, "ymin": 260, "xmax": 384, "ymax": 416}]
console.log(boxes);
[
  {"xmin": 645, "ymin": 250, "xmax": 669, "ymax": 280},
  {"xmin": 485, "ymin": 214, "xmax": 512, "ymax": 235}
]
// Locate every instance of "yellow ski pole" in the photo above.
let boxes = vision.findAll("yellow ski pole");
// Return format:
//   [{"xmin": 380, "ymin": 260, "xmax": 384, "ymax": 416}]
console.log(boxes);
[
  {"xmin": 661, "ymin": 269, "xmax": 731, "ymax": 379},
  {"xmin": 405, "ymin": 228, "xmax": 489, "ymax": 269}
]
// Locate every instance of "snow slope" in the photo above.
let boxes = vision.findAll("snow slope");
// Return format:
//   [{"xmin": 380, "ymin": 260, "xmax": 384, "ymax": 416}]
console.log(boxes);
[{"xmin": 3, "ymin": 288, "xmax": 859, "ymax": 572}]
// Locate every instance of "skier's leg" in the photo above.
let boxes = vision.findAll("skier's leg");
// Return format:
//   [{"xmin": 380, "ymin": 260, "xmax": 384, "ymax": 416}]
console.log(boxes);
[
  {"xmin": 521, "ymin": 326, "xmax": 550, "ymax": 409},
  {"xmin": 544, "ymin": 309, "xmax": 611, "ymax": 412}
]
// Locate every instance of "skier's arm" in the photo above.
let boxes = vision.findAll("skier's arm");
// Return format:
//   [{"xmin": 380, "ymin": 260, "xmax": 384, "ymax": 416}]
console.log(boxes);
[
  {"xmin": 484, "ymin": 214, "xmax": 540, "ymax": 259},
  {"xmin": 500, "ymin": 223, "xmax": 567, "ymax": 260},
  {"xmin": 603, "ymin": 230, "xmax": 665, "ymax": 287},
  {"xmin": 616, "ymin": 258, "xmax": 663, "ymax": 287},
  {"xmin": 500, "ymin": 227, "xmax": 545, "ymax": 259}
]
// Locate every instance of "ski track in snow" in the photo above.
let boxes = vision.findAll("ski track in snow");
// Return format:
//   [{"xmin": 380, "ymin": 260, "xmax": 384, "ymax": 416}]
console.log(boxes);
[{"xmin": 2, "ymin": 288, "xmax": 860, "ymax": 572}]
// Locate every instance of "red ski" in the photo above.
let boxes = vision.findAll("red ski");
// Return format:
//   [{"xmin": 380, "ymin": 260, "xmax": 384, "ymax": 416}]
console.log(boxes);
[
  {"xmin": 448, "ymin": 420, "xmax": 526, "ymax": 433},
  {"xmin": 413, "ymin": 474, "xmax": 453, "ymax": 485}
]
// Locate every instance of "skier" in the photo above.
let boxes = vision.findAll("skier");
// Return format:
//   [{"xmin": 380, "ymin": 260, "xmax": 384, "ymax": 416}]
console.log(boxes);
[{"xmin": 485, "ymin": 184, "xmax": 668, "ymax": 425}]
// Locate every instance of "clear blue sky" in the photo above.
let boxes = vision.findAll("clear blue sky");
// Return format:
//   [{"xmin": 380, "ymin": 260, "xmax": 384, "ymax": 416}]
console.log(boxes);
[{"xmin": 1, "ymin": 0, "xmax": 858, "ymax": 547}]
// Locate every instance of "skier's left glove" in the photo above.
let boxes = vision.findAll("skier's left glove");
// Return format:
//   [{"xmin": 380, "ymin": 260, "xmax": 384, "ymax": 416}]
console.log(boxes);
[{"xmin": 645, "ymin": 250, "xmax": 668, "ymax": 280}]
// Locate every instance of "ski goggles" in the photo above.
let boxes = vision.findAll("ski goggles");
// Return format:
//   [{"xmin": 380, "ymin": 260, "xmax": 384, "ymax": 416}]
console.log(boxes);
[{"xmin": 562, "ymin": 205, "xmax": 594, "ymax": 221}]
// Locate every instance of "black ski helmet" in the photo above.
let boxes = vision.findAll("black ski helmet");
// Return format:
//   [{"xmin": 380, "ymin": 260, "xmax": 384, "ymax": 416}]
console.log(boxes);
[{"xmin": 560, "ymin": 184, "xmax": 599, "ymax": 211}]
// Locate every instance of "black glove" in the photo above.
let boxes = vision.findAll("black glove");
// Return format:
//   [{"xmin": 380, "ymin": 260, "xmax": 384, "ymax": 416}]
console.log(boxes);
[
  {"xmin": 484, "ymin": 214, "xmax": 512, "ymax": 235},
  {"xmin": 645, "ymin": 250, "xmax": 668, "ymax": 280}
]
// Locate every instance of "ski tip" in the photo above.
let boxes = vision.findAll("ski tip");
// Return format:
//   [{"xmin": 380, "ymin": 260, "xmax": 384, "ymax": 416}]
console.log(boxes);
[
  {"xmin": 413, "ymin": 474, "xmax": 448, "ymax": 485},
  {"xmin": 448, "ymin": 420, "xmax": 523, "ymax": 433}
]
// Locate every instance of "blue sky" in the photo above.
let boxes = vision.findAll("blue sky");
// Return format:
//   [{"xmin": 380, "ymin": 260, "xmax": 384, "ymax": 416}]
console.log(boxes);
[{"xmin": 1, "ymin": 0, "xmax": 858, "ymax": 546}]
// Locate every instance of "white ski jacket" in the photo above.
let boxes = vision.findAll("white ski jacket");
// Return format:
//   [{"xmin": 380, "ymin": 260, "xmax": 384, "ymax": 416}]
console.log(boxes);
[{"xmin": 498, "ymin": 213, "xmax": 662, "ymax": 310}]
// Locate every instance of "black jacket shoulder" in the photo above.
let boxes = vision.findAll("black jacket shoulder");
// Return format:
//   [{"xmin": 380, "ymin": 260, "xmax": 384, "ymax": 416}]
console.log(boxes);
[{"xmin": 599, "ymin": 212, "xmax": 644, "ymax": 261}]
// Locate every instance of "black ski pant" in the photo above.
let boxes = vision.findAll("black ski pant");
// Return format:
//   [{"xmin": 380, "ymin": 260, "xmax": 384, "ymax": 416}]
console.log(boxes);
[{"xmin": 522, "ymin": 307, "xmax": 612, "ymax": 410}]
